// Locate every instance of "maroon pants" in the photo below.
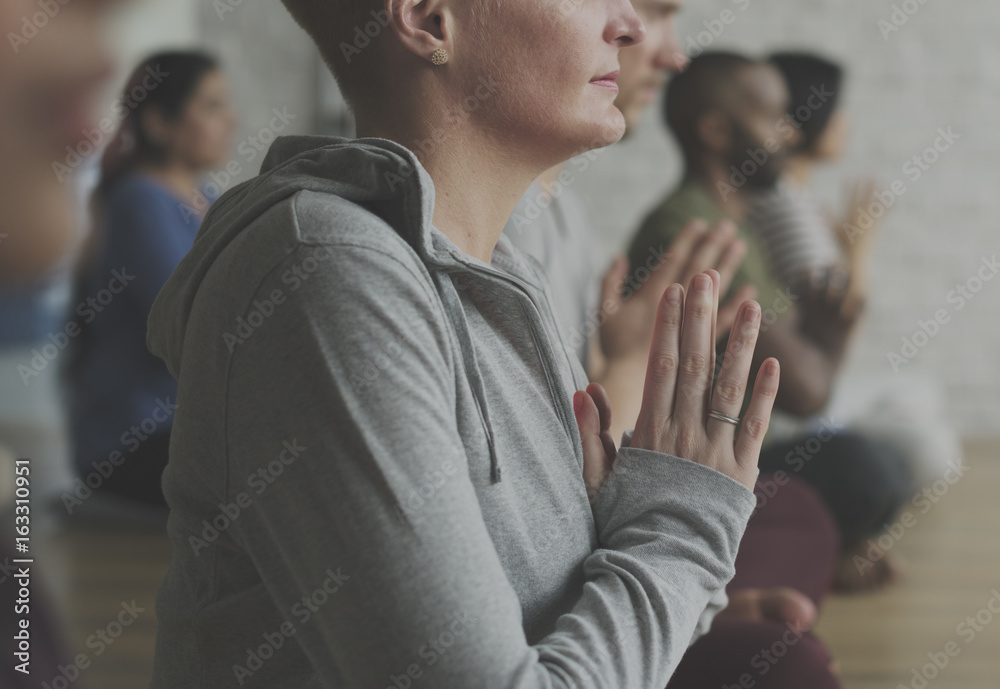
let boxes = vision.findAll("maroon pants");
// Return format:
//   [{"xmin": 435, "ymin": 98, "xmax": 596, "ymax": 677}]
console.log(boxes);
[{"xmin": 667, "ymin": 475, "xmax": 842, "ymax": 689}]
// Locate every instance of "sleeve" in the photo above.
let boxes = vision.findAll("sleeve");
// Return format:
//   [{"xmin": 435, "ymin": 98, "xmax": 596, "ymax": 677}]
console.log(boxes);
[
  {"xmin": 616, "ymin": 429, "xmax": 735, "ymax": 650},
  {"xmin": 225, "ymin": 240, "xmax": 757, "ymax": 689},
  {"xmin": 105, "ymin": 183, "xmax": 198, "ymax": 316}
]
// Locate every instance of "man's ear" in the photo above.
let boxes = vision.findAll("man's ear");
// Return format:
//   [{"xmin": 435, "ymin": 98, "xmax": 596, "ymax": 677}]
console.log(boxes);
[
  {"xmin": 696, "ymin": 109, "xmax": 732, "ymax": 154},
  {"xmin": 387, "ymin": 0, "xmax": 452, "ymax": 62}
]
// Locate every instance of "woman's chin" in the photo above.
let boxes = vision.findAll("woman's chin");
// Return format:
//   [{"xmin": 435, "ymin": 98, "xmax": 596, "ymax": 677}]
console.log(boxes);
[{"xmin": 584, "ymin": 109, "xmax": 626, "ymax": 149}]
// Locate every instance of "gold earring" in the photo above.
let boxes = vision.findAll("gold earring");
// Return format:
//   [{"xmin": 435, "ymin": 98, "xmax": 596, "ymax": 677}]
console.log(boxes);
[{"xmin": 430, "ymin": 48, "xmax": 449, "ymax": 66}]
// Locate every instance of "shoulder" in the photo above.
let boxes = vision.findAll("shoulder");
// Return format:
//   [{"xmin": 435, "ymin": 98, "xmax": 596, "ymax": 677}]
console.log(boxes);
[
  {"xmin": 103, "ymin": 175, "xmax": 196, "ymax": 228},
  {"xmin": 228, "ymin": 189, "xmax": 444, "ymax": 320},
  {"xmin": 223, "ymin": 191, "xmax": 458, "ymax": 383},
  {"xmin": 105, "ymin": 175, "xmax": 178, "ymax": 208},
  {"xmin": 286, "ymin": 190, "xmax": 432, "ymax": 283}
]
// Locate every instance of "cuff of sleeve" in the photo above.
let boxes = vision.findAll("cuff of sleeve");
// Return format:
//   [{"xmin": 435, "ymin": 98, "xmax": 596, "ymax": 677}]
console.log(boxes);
[{"xmin": 592, "ymin": 446, "xmax": 757, "ymax": 545}]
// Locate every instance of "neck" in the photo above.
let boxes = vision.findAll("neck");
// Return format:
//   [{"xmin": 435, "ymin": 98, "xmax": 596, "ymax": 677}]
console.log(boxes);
[
  {"xmin": 785, "ymin": 156, "xmax": 814, "ymax": 187},
  {"xmin": 687, "ymin": 158, "xmax": 751, "ymax": 222},
  {"xmin": 137, "ymin": 161, "xmax": 201, "ymax": 208},
  {"xmin": 537, "ymin": 162, "xmax": 565, "ymax": 194},
  {"xmin": 356, "ymin": 109, "xmax": 554, "ymax": 264}
]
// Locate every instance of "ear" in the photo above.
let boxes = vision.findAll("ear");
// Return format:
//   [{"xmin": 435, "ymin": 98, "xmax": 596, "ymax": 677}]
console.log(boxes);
[
  {"xmin": 696, "ymin": 109, "xmax": 732, "ymax": 153},
  {"xmin": 387, "ymin": 0, "xmax": 453, "ymax": 63}
]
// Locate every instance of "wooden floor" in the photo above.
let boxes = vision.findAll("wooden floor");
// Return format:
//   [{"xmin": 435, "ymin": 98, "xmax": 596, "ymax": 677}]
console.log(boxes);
[
  {"xmin": 815, "ymin": 438, "xmax": 1000, "ymax": 689},
  {"xmin": 32, "ymin": 440, "xmax": 1000, "ymax": 689}
]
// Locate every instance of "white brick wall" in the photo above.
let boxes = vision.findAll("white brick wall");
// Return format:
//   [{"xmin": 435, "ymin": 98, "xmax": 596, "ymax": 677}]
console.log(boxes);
[
  {"xmin": 199, "ymin": 0, "xmax": 999, "ymax": 437},
  {"xmin": 196, "ymin": 0, "xmax": 321, "ymax": 182},
  {"xmin": 574, "ymin": 0, "xmax": 1000, "ymax": 438}
]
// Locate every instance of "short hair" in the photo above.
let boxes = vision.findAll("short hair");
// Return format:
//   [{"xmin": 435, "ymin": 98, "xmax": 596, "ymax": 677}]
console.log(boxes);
[
  {"xmin": 768, "ymin": 52, "xmax": 844, "ymax": 153},
  {"xmin": 663, "ymin": 51, "xmax": 758, "ymax": 163},
  {"xmin": 280, "ymin": 1, "xmax": 502, "ymax": 111},
  {"xmin": 280, "ymin": 0, "xmax": 385, "ymax": 108}
]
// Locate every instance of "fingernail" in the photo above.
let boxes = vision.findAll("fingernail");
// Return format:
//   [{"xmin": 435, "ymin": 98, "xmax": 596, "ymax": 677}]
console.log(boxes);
[
  {"xmin": 666, "ymin": 284, "xmax": 681, "ymax": 305},
  {"xmin": 766, "ymin": 360, "xmax": 779, "ymax": 375},
  {"xmin": 693, "ymin": 274, "xmax": 710, "ymax": 292},
  {"xmin": 745, "ymin": 305, "xmax": 759, "ymax": 324},
  {"xmin": 573, "ymin": 391, "xmax": 583, "ymax": 415}
]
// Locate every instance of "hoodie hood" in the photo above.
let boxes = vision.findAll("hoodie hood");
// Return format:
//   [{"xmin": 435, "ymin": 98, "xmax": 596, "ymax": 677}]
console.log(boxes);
[{"xmin": 148, "ymin": 135, "xmax": 444, "ymax": 379}]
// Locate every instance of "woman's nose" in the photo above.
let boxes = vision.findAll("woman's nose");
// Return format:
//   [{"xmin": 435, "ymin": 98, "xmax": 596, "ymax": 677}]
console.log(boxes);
[{"xmin": 605, "ymin": 0, "xmax": 647, "ymax": 48}]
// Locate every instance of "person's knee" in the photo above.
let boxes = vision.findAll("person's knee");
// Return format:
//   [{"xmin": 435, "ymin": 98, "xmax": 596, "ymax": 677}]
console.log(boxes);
[{"xmin": 824, "ymin": 433, "xmax": 913, "ymax": 512}]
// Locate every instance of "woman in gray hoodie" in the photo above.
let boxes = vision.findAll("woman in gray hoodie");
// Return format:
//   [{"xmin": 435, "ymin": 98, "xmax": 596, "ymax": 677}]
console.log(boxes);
[{"xmin": 146, "ymin": 1, "xmax": 781, "ymax": 687}]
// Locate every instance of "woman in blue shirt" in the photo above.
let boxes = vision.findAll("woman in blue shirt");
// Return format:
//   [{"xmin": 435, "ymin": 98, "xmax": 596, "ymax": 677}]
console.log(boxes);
[{"xmin": 64, "ymin": 51, "xmax": 235, "ymax": 508}]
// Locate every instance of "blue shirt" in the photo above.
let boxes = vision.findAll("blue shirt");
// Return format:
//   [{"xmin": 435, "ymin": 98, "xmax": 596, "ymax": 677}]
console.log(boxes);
[{"xmin": 67, "ymin": 174, "xmax": 208, "ymax": 472}]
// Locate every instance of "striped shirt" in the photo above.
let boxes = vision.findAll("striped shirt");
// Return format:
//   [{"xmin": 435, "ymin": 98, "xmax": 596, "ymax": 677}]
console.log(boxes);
[{"xmin": 747, "ymin": 180, "xmax": 844, "ymax": 290}]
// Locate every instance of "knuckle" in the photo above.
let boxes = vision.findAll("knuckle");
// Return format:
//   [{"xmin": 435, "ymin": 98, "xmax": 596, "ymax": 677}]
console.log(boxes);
[
  {"xmin": 715, "ymin": 379, "xmax": 744, "ymax": 405},
  {"xmin": 649, "ymin": 353, "xmax": 678, "ymax": 377},
  {"xmin": 741, "ymin": 415, "xmax": 768, "ymax": 440},
  {"xmin": 681, "ymin": 352, "xmax": 707, "ymax": 376},
  {"xmin": 756, "ymin": 381, "xmax": 778, "ymax": 399},
  {"xmin": 737, "ymin": 320, "xmax": 759, "ymax": 344},
  {"xmin": 659, "ymin": 304, "xmax": 681, "ymax": 328},
  {"xmin": 689, "ymin": 301, "xmax": 712, "ymax": 320}
]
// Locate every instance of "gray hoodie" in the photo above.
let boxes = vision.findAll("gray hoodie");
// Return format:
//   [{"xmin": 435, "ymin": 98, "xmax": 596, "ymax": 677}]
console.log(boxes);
[{"xmin": 146, "ymin": 135, "xmax": 756, "ymax": 689}]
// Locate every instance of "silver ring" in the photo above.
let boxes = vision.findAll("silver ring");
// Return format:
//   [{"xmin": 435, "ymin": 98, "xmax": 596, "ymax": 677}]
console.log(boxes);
[{"xmin": 708, "ymin": 409, "xmax": 741, "ymax": 425}]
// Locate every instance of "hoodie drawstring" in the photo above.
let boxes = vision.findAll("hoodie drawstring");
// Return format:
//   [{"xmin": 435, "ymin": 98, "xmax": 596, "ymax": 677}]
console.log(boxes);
[{"xmin": 435, "ymin": 272, "xmax": 502, "ymax": 483}]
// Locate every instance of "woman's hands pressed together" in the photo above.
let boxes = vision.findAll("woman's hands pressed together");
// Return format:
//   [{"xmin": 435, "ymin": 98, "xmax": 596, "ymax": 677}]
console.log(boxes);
[{"xmin": 576, "ymin": 270, "xmax": 780, "ymax": 496}]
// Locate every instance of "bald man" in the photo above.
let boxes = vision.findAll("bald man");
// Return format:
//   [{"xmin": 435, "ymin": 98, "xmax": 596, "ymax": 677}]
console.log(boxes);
[{"xmin": 627, "ymin": 51, "xmax": 914, "ymax": 591}]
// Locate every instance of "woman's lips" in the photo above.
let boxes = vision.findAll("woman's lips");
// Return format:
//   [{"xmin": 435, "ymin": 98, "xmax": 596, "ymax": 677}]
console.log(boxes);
[{"xmin": 590, "ymin": 70, "xmax": 620, "ymax": 93}]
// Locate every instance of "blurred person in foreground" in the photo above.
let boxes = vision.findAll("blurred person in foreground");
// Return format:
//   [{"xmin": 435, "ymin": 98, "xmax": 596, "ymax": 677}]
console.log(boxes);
[
  {"xmin": 749, "ymin": 50, "xmax": 961, "ymax": 507},
  {"xmin": 0, "ymin": 0, "xmax": 124, "ymax": 686},
  {"xmin": 146, "ymin": 0, "xmax": 785, "ymax": 686},
  {"xmin": 627, "ymin": 51, "xmax": 916, "ymax": 591},
  {"xmin": 63, "ymin": 50, "xmax": 235, "ymax": 514},
  {"xmin": 503, "ymin": 4, "xmax": 840, "ymax": 687}
]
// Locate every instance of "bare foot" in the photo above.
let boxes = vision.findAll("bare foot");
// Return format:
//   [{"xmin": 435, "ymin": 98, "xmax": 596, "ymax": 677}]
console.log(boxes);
[
  {"xmin": 835, "ymin": 546, "xmax": 906, "ymax": 593},
  {"xmin": 719, "ymin": 587, "xmax": 817, "ymax": 633}
]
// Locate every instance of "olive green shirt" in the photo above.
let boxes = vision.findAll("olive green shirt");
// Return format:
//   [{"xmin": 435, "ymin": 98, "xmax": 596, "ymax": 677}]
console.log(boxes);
[{"xmin": 627, "ymin": 181, "xmax": 784, "ymax": 306}]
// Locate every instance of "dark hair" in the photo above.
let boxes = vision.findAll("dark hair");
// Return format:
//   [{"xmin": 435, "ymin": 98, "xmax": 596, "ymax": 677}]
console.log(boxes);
[
  {"xmin": 768, "ymin": 52, "xmax": 844, "ymax": 154},
  {"xmin": 663, "ymin": 51, "xmax": 758, "ymax": 165},
  {"xmin": 97, "ymin": 50, "xmax": 220, "ymax": 197}
]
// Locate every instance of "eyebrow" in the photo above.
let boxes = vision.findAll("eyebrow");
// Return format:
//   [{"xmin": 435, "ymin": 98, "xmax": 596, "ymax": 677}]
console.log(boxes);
[{"xmin": 641, "ymin": 0, "xmax": 682, "ymax": 11}]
